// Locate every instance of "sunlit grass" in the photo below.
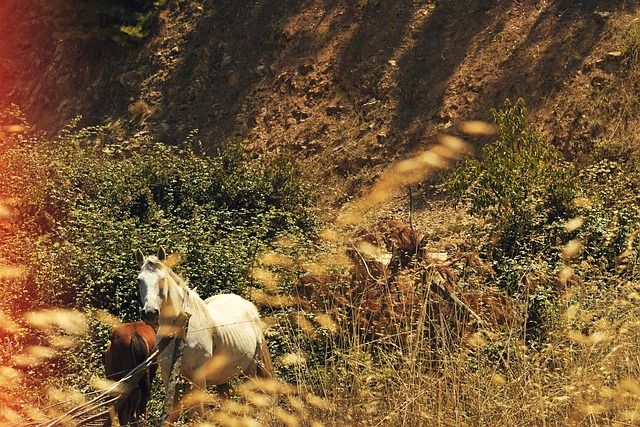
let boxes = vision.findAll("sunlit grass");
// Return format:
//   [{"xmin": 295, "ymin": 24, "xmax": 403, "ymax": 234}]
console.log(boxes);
[{"xmin": 2, "ymin": 122, "xmax": 640, "ymax": 427}]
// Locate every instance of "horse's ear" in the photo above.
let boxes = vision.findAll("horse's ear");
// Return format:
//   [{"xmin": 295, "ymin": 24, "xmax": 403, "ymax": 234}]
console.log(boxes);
[
  {"xmin": 135, "ymin": 249, "xmax": 145, "ymax": 266},
  {"xmin": 157, "ymin": 246, "xmax": 167, "ymax": 261}
]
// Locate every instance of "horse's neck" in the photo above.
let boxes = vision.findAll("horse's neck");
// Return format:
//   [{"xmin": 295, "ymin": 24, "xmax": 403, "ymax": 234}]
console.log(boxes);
[{"xmin": 163, "ymin": 272, "xmax": 212, "ymax": 328}]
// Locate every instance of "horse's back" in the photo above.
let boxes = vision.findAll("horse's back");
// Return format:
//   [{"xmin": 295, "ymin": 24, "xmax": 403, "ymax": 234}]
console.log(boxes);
[
  {"xmin": 105, "ymin": 321, "xmax": 156, "ymax": 378},
  {"xmin": 204, "ymin": 293, "xmax": 262, "ymax": 342},
  {"xmin": 131, "ymin": 321, "xmax": 156, "ymax": 351},
  {"xmin": 204, "ymin": 293, "xmax": 260, "ymax": 319}
]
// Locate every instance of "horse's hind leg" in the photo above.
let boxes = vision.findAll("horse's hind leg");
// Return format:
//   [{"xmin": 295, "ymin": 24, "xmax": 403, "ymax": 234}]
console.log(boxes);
[
  {"xmin": 131, "ymin": 388, "xmax": 145, "ymax": 426},
  {"xmin": 255, "ymin": 340, "xmax": 275, "ymax": 379},
  {"xmin": 102, "ymin": 406, "xmax": 116, "ymax": 427},
  {"xmin": 117, "ymin": 394, "xmax": 134, "ymax": 426}
]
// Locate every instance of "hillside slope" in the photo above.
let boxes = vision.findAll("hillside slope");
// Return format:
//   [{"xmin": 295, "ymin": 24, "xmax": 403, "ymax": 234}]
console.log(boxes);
[
  {"xmin": 6, "ymin": 2, "xmax": 640, "ymax": 425},
  {"xmin": 2, "ymin": 0, "xmax": 639, "ymax": 213}
]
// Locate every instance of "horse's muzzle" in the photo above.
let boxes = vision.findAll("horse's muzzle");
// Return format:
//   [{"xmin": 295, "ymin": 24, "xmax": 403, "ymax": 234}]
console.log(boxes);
[{"xmin": 142, "ymin": 309, "xmax": 159, "ymax": 328}]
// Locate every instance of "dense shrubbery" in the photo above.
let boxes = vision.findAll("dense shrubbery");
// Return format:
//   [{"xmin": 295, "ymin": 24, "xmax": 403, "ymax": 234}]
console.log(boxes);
[
  {"xmin": 5, "ymin": 97, "xmax": 640, "ymax": 424},
  {"xmin": 449, "ymin": 99, "xmax": 579, "ymax": 290},
  {"xmin": 0, "ymin": 117, "xmax": 316, "ymax": 323},
  {"xmin": 0, "ymin": 110, "xmax": 317, "ymax": 419}
]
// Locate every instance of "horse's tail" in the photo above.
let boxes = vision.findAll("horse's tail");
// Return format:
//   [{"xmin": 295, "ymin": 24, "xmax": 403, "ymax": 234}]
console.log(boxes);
[
  {"xmin": 130, "ymin": 333, "xmax": 153, "ymax": 400},
  {"xmin": 256, "ymin": 334, "xmax": 275, "ymax": 379},
  {"xmin": 103, "ymin": 342, "xmax": 114, "ymax": 379}
]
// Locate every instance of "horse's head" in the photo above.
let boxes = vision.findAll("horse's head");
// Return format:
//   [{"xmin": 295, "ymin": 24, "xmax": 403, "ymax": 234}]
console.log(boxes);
[{"xmin": 135, "ymin": 247, "xmax": 170, "ymax": 327}]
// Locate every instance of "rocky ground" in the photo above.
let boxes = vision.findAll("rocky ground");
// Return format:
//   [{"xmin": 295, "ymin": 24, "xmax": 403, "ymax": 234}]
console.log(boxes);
[{"xmin": 2, "ymin": 0, "xmax": 636, "ymax": 219}]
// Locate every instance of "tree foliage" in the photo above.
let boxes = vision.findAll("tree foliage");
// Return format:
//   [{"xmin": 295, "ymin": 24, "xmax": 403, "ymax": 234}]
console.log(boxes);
[
  {"xmin": 449, "ymin": 98, "xmax": 578, "ymax": 269},
  {"xmin": 448, "ymin": 98, "xmax": 640, "ymax": 344}
]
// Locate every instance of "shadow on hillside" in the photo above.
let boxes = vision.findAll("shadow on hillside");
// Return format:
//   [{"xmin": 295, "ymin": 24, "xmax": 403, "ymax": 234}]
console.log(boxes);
[
  {"xmin": 156, "ymin": 0, "xmax": 355, "ymax": 152},
  {"xmin": 331, "ymin": 0, "xmax": 632, "ymax": 156},
  {"xmin": 469, "ymin": 0, "xmax": 621, "ymax": 126},
  {"xmin": 9, "ymin": 0, "xmax": 635, "ymax": 158},
  {"xmin": 165, "ymin": 0, "xmax": 514, "ymax": 153}
]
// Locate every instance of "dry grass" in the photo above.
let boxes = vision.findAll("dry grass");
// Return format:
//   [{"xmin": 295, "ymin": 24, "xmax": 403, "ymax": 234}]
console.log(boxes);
[
  {"xmin": 3, "ymin": 126, "xmax": 640, "ymax": 426},
  {"xmin": 249, "ymin": 281, "xmax": 640, "ymax": 427},
  {"xmin": 1, "ymin": 260, "xmax": 640, "ymax": 426}
]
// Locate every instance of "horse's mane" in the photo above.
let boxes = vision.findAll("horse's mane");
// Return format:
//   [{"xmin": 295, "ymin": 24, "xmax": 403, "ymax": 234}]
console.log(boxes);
[{"xmin": 164, "ymin": 264, "xmax": 212, "ymax": 321}]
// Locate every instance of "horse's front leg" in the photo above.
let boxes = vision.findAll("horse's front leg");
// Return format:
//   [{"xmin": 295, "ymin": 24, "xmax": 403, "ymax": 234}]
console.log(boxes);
[{"xmin": 193, "ymin": 379, "xmax": 207, "ymax": 416}]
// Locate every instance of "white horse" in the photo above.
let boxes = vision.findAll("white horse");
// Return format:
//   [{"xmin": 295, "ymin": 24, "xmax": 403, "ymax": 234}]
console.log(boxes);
[{"xmin": 135, "ymin": 247, "xmax": 274, "ymax": 415}]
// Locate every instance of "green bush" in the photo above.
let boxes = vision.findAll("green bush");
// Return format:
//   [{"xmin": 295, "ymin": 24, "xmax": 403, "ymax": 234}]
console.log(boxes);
[
  {"xmin": 449, "ymin": 99, "xmax": 578, "ymax": 277},
  {"xmin": 0, "ymin": 118, "xmax": 316, "ymax": 323},
  {"xmin": 448, "ymin": 99, "xmax": 580, "ymax": 343},
  {"xmin": 576, "ymin": 159, "xmax": 640, "ymax": 277},
  {"xmin": 447, "ymin": 98, "xmax": 640, "ymax": 345}
]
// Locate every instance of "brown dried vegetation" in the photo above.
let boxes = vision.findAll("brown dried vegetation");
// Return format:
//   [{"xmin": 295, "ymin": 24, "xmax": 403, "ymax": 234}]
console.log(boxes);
[{"xmin": 294, "ymin": 219, "xmax": 517, "ymax": 346}]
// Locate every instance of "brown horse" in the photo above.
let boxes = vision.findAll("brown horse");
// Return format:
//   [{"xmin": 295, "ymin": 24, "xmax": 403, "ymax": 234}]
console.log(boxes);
[{"xmin": 104, "ymin": 321, "xmax": 157, "ymax": 426}]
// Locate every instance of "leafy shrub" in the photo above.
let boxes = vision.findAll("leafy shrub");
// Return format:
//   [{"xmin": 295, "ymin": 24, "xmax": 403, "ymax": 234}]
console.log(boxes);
[
  {"xmin": 448, "ymin": 99, "xmax": 580, "ymax": 343},
  {"xmin": 449, "ymin": 99, "xmax": 578, "ymax": 279},
  {"xmin": 447, "ymin": 98, "xmax": 640, "ymax": 346},
  {"xmin": 0, "ymin": 118, "xmax": 316, "ymax": 324},
  {"xmin": 575, "ymin": 159, "xmax": 640, "ymax": 277}
]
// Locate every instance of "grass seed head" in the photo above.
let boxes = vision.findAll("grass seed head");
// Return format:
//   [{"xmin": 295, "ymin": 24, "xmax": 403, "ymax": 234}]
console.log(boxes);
[
  {"xmin": 562, "ymin": 239, "xmax": 582, "ymax": 260},
  {"xmin": 258, "ymin": 251, "xmax": 295, "ymax": 268},
  {"xmin": 181, "ymin": 389, "xmax": 218, "ymax": 408},
  {"xmin": 251, "ymin": 267, "xmax": 280, "ymax": 292},
  {"xmin": 0, "ymin": 310, "xmax": 20, "ymax": 333},
  {"xmin": 564, "ymin": 217, "xmax": 585, "ymax": 232},
  {"xmin": 301, "ymin": 262, "xmax": 329, "ymax": 275},
  {"xmin": 0, "ymin": 265, "xmax": 25, "ymax": 279},
  {"xmin": 48, "ymin": 335, "xmax": 78, "ymax": 349},
  {"xmin": 3, "ymin": 124, "xmax": 26, "ymax": 133},
  {"xmin": 292, "ymin": 312, "xmax": 316, "ymax": 338},
  {"xmin": 491, "ymin": 373, "xmax": 507, "ymax": 386},
  {"xmin": 238, "ymin": 377, "xmax": 294, "ymax": 396},
  {"xmin": 458, "ymin": 121, "xmax": 498, "ymax": 135},
  {"xmin": 466, "ymin": 332, "xmax": 487, "ymax": 349},
  {"xmin": 313, "ymin": 312, "xmax": 339, "ymax": 333},
  {"xmin": 93, "ymin": 309, "xmax": 121, "ymax": 327},
  {"xmin": 273, "ymin": 407, "xmax": 301, "ymax": 427},
  {"xmin": 250, "ymin": 288, "xmax": 293, "ymax": 308},
  {"xmin": 24, "ymin": 309, "xmax": 88, "ymax": 336},
  {"xmin": 305, "ymin": 393, "xmax": 331, "ymax": 410},
  {"xmin": 319, "ymin": 227, "xmax": 342, "ymax": 243},
  {"xmin": 279, "ymin": 352, "xmax": 307, "ymax": 366}
]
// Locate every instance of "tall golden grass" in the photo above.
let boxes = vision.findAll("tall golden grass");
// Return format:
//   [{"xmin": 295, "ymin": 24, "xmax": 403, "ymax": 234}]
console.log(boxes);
[
  {"xmin": 0, "ymin": 294, "xmax": 633, "ymax": 427},
  {"xmin": 2, "ymin": 126, "xmax": 640, "ymax": 426}
]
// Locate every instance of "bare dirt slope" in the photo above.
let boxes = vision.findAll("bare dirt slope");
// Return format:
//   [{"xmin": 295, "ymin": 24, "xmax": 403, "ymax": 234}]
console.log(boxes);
[{"xmin": 2, "ymin": 0, "xmax": 638, "ymax": 216}]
